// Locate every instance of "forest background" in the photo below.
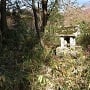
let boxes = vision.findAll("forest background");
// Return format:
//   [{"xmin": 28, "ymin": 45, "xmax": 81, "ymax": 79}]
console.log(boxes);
[{"xmin": 0, "ymin": 0, "xmax": 90, "ymax": 90}]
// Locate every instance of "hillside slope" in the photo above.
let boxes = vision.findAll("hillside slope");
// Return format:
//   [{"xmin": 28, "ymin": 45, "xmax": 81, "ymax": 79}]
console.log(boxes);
[{"xmin": 64, "ymin": 2, "xmax": 90, "ymax": 26}]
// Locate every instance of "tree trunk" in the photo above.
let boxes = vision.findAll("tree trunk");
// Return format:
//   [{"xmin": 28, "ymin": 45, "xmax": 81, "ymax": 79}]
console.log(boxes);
[
  {"xmin": 1, "ymin": 0, "xmax": 7, "ymax": 34},
  {"xmin": 32, "ymin": 0, "xmax": 40, "ymax": 39},
  {"xmin": 41, "ymin": 0, "xmax": 48, "ymax": 32},
  {"xmin": 0, "ymin": 0, "xmax": 7, "ymax": 49}
]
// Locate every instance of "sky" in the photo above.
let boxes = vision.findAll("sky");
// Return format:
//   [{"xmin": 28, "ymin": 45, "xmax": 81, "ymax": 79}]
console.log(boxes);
[
  {"xmin": 77, "ymin": 0, "xmax": 90, "ymax": 5},
  {"xmin": 11, "ymin": 0, "xmax": 90, "ymax": 5}
]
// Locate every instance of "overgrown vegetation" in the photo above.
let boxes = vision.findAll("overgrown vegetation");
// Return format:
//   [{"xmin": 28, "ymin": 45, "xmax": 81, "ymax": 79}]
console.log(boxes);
[
  {"xmin": 77, "ymin": 21, "xmax": 90, "ymax": 49},
  {"xmin": 0, "ymin": 0, "xmax": 90, "ymax": 90}
]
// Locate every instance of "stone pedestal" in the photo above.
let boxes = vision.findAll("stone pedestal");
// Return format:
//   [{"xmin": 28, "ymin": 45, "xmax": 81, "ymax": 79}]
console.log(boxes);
[
  {"xmin": 70, "ymin": 37, "xmax": 75, "ymax": 49},
  {"xmin": 60, "ymin": 37, "xmax": 64, "ymax": 49}
]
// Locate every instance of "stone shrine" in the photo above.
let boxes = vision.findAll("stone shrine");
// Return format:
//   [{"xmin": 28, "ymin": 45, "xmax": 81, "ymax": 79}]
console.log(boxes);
[
  {"xmin": 60, "ymin": 34, "xmax": 76, "ymax": 49},
  {"xmin": 55, "ymin": 25, "xmax": 81, "ymax": 56}
]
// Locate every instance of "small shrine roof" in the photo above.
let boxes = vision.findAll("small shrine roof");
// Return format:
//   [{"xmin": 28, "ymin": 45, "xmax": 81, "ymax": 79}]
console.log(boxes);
[{"xmin": 56, "ymin": 34, "xmax": 76, "ymax": 37}]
